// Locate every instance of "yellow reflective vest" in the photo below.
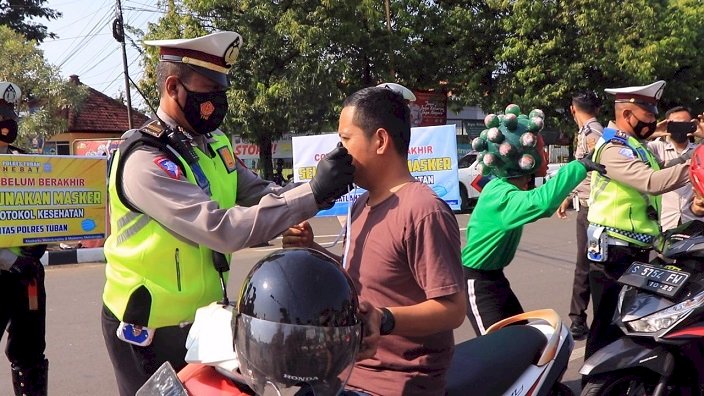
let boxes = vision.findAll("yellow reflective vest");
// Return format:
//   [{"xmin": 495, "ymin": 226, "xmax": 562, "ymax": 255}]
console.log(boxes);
[
  {"xmin": 588, "ymin": 129, "xmax": 661, "ymax": 247},
  {"xmin": 103, "ymin": 133, "xmax": 237, "ymax": 328}
]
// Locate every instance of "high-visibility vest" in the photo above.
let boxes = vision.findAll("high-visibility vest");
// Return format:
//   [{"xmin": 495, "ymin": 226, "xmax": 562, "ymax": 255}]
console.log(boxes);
[
  {"xmin": 588, "ymin": 128, "xmax": 661, "ymax": 246},
  {"xmin": 103, "ymin": 132, "xmax": 237, "ymax": 328}
]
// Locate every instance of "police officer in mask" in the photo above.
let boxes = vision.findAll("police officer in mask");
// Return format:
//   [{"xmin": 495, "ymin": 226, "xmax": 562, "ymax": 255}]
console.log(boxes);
[
  {"xmin": 101, "ymin": 31, "xmax": 354, "ymax": 395},
  {"xmin": 0, "ymin": 81, "xmax": 49, "ymax": 396}
]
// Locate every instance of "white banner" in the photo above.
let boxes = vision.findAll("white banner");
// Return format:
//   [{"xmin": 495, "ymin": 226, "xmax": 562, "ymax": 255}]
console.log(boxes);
[{"xmin": 292, "ymin": 125, "xmax": 459, "ymax": 216}]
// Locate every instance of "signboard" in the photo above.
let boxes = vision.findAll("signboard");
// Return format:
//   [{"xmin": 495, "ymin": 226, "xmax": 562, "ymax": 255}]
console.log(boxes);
[
  {"xmin": 292, "ymin": 125, "xmax": 460, "ymax": 216},
  {"xmin": 73, "ymin": 139, "xmax": 122, "ymax": 157},
  {"xmin": 231, "ymin": 137, "xmax": 293, "ymax": 160},
  {"xmin": 411, "ymin": 90, "xmax": 448, "ymax": 127},
  {"xmin": 0, "ymin": 155, "xmax": 107, "ymax": 246}
]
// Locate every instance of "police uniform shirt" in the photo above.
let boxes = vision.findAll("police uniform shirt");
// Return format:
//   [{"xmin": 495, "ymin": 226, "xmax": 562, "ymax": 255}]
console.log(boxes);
[
  {"xmin": 0, "ymin": 144, "xmax": 19, "ymax": 270},
  {"xmin": 120, "ymin": 109, "xmax": 320, "ymax": 252},
  {"xmin": 647, "ymin": 139, "xmax": 696, "ymax": 230},
  {"xmin": 573, "ymin": 118, "xmax": 603, "ymax": 202},
  {"xmin": 596, "ymin": 141, "xmax": 689, "ymax": 196}
]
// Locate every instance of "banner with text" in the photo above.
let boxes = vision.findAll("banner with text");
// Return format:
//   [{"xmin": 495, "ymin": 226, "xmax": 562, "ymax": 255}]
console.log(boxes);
[
  {"xmin": 292, "ymin": 125, "xmax": 459, "ymax": 216},
  {"xmin": 0, "ymin": 155, "xmax": 107, "ymax": 247}
]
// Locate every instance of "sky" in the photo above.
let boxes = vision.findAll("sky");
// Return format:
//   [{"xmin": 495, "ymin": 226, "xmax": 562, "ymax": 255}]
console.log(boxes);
[{"xmin": 39, "ymin": 0, "xmax": 165, "ymax": 110}]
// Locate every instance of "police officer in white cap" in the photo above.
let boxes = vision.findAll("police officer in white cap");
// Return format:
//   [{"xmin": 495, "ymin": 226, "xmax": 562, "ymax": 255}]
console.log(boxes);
[
  {"xmin": 584, "ymin": 80, "xmax": 691, "ymax": 362},
  {"xmin": 100, "ymin": 31, "xmax": 354, "ymax": 395},
  {"xmin": 0, "ymin": 81, "xmax": 49, "ymax": 396}
]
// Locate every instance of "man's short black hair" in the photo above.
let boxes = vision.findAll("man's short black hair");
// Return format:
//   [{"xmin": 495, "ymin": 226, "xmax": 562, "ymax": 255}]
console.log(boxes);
[
  {"xmin": 342, "ymin": 87, "xmax": 411, "ymax": 158},
  {"xmin": 571, "ymin": 90, "xmax": 601, "ymax": 115},
  {"xmin": 665, "ymin": 105, "xmax": 693, "ymax": 119},
  {"xmin": 156, "ymin": 62, "xmax": 196, "ymax": 94}
]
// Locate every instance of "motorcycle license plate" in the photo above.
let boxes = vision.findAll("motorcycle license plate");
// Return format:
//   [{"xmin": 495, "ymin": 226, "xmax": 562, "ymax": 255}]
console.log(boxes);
[{"xmin": 618, "ymin": 262, "xmax": 690, "ymax": 298}]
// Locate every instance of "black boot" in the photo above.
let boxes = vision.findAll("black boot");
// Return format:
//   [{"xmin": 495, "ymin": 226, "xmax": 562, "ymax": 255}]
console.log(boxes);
[{"xmin": 12, "ymin": 359, "xmax": 48, "ymax": 396}]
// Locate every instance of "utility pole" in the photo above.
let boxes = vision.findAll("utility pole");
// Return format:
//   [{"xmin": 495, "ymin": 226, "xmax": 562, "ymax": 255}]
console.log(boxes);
[{"xmin": 113, "ymin": 0, "xmax": 133, "ymax": 129}]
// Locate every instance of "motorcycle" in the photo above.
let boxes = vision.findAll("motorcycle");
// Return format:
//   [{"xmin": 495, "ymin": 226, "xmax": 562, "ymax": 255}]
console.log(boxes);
[
  {"xmin": 137, "ymin": 307, "xmax": 574, "ymax": 396},
  {"xmin": 580, "ymin": 220, "xmax": 704, "ymax": 395}
]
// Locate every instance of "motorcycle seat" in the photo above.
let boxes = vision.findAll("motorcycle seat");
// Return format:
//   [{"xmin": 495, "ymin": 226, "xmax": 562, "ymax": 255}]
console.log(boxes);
[{"xmin": 446, "ymin": 325, "xmax": 547, "ymax": 396}]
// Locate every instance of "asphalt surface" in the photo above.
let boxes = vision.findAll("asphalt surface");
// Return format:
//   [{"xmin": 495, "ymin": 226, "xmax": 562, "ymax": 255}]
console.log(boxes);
[{"xmin": 0, "ymin": 211, "xmax": 589, "ymax": 395}]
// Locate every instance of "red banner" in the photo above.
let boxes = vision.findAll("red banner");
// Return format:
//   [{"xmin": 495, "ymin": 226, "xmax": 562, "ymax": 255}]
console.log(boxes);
[{"xmin": 411, "ymin": 90, "xmax": 448, "ymax": 127}]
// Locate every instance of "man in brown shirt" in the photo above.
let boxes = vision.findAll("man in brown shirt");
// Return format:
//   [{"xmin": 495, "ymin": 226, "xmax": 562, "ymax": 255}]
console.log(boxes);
[{"xmin": 284, "ymin": 86, "xmax": 466, "ymax": 396}]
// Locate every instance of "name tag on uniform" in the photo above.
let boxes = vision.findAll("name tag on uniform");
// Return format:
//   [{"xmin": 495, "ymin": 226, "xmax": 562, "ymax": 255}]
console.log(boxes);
[{"xmin": 217, "ymin": 147, "xmax": 237, "ymax": 173}]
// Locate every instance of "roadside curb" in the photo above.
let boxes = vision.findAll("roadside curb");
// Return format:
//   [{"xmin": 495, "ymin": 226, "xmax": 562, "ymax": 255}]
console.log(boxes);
[{"xmin": 41, "ymin": 247, "xmax": 105, "ymax": 266}]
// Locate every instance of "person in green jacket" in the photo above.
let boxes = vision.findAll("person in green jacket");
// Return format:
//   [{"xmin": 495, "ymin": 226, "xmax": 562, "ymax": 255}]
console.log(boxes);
[{"xmin": 463, "ymin": 104, "xmax": 605, "ymax": 335}]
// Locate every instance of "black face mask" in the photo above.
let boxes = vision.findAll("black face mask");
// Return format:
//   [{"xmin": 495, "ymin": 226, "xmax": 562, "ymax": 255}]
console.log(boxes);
[
  {"xmin": 630, "ymin": 113, "xmax": 657, "ymax": 140},
  {"xmin": 178, "ymin": 83, "xmax": 229, "ymax": 134},
  {"xmin": 0, "ymin": 119, "xmax": 18, "ymax": 144}
]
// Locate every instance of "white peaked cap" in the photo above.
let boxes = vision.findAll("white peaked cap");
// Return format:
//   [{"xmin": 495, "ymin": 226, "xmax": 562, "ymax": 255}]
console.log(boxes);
[
  {"xmin": 0, "ymin": 82, "xmax": 21, "ymax": 120},
  {"xmin": 144, "ymin": 31, "xmax": 243, "ymax": 87},
  {"xmin": 377, "ymin": 82, "xmax": 417, "ymax": 102},
  {"xmin": 605, "ymin": 80, "xmax": 666, "ymax": 114},
  {"xmin": 0, "ymin": 82, "xmax": 21, "ymax": 104}
]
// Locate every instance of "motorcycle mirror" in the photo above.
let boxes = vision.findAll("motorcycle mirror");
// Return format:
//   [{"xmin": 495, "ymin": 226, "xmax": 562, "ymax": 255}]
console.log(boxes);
[{"xmin": 664, "ymin": 235, "xmax": 704, "ymax": 259}]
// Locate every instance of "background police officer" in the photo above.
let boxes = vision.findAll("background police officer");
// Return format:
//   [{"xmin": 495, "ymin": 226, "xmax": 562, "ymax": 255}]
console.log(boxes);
[
  {"xmin": 100, "ymin": 31, "xmax": 354, "ymax": 395},
  {"xmin": 585, "ymin": 81, "xmax": 691, "ymax": 361},
  {"xmin": 557, "ymin": 91, "xmax": 604, "ymax": 341},
  {"xmin": 0, "ymin": 81, "xmax": 49, "ymax": 396}
]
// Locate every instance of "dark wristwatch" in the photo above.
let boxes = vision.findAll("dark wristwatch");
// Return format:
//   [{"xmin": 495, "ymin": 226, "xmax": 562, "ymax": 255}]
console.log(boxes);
[{"xmin": 379, "ymin": 307, "xmax": 395, "ymax": 336}]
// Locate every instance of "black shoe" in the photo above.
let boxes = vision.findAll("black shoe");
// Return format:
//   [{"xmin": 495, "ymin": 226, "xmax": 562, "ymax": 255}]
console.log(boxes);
[{"xmin": 570, "ymin": 320, "xmax": 589, "ymax": 341}]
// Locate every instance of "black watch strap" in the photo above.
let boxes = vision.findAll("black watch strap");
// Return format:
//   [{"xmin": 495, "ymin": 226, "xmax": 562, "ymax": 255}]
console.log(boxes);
[{"xmin": 379, "ymin": 307, "xmax": 395, "ymax": 336}]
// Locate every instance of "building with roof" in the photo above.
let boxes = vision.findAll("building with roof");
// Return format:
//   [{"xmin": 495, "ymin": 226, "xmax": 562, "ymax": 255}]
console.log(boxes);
[{"xmin": 44, "ymin": 75, "xmax": 149, "ymax": 155}]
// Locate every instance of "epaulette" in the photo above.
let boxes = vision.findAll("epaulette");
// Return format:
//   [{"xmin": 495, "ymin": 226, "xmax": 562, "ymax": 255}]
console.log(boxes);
[{"xmin": 140, "ymin": 119, "xmax": 168, "ymax": 138}]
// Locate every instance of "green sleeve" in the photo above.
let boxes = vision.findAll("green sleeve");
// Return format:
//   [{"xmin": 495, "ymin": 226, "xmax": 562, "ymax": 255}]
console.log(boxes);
[{"xmin": 499, "ymin": 161, "xmax": 587, "ymax": 228}]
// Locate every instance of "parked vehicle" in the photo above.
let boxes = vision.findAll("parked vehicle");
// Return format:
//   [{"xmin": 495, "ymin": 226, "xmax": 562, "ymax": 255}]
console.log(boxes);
[
  {"xmin": 580, "ymin": 220, "xmax": 704, "ymax": 395},
  {"xmin": 138, "ymin": 308, "xmax": 574, "ymax": 395}
]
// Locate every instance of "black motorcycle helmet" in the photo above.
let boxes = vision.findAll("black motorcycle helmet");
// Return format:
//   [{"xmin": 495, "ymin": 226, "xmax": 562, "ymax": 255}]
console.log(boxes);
[{"xmin": 233, "ymin": 248, "xmax": 362, "ymax": 396}]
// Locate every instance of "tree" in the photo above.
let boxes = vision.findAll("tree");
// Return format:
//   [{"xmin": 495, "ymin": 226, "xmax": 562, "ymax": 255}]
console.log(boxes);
[
  {"xmin": 0, "ymin": 26, "xmax": 87, "ymax": 148},
  {"xmin": 0, "ymin": 0, "xmax": 60, "ymax": 42},
  {"xmin": 141, "ymin": 0, "xmax": 451, "ymax": 178},
  {"xmin": 443, "ymin": 0, "xmax": 704, "ymax": 151}
]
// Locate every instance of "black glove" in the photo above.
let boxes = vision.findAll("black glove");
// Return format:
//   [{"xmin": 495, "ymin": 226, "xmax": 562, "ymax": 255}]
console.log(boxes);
[
  {"xmin": 579, "ymin": 158, "xmax": 606, "ymax": 175},
  {"xmin": 310, "ymin": 143, "xmax": 355, "ymax": 205},
  {"xmin": 20, "ymin": 244, "xmax": 47, "ymax": 260},
  {"xmin": 9, "ymin": 256, "xmax": 44, "ymax": 285}
]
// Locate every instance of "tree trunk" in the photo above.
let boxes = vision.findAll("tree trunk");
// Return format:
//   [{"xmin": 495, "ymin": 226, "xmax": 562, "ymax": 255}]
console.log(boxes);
[{"xmin": 258, "ymin": 137, "xmax": 274, "ymax": 180}]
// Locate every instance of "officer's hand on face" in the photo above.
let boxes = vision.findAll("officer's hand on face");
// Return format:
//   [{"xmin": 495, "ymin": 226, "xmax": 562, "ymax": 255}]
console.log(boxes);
[
  {"xmin": 20, "ymin": 244, "xmax": 47, "ymax": 260},
  {"xmin": 357, "ymin": 301, "xmax": 381, "ymax": 361},
  {"xmin": 649, "ymin": 119, "xmax": 670, "ymax": 140},
  {"xmin": 309, "ymin": 143, "xmax": 355, "ymax": 207},
  {"xmin": 282, "ymin": 221, "xmax": 314, "ymax": 248},
  {"xmin": 578, "ymin": 158, "xmax": 606, "ymax": 175},
  {"xmin": 695, "ymin": 114, "xmax": 704, "ymax": 139},
  {"xmin": 9, "ymin": 256, "xmax": 44, "ymax": 285}
]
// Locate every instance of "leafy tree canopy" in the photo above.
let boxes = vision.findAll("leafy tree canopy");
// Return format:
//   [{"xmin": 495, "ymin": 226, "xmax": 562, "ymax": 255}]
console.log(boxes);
[{"xmin": 0, "ymin": 0, "xmax": 60, "ymax": 42}]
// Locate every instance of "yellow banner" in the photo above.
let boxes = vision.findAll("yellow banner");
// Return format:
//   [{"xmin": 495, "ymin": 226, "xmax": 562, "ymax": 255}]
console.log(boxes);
[{"xmin": 0, "ymin": 155, "xmax": 107, "ymax": 247}]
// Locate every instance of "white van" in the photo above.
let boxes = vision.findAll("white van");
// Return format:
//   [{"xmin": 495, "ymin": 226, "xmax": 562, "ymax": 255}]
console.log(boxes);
[{"xmin": 456, "ymin": 152, "xmax": 566, "ymax": 213}]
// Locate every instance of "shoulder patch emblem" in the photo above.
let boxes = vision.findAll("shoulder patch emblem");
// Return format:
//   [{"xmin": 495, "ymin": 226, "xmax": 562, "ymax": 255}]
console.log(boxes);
[
  {"xmin": 153, "ymin": 156, "xmax": 181, "ymax": 179},
  {"xmin": 217, "ymin": 146, "xmax": 237, "ymax": 173},
  {"xmin": 618, "ymin": 147, "xmax": 636, "ymax": 159}
]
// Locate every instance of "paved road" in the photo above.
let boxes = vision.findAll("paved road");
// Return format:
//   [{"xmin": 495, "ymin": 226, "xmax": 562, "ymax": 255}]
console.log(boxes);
[{"xmin": 0, "ymin": 211, "xmax": 589, "ymax": 395}]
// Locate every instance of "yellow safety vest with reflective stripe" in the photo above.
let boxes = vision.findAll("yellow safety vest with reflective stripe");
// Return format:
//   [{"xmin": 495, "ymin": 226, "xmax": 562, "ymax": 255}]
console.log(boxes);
[
  {"xmin": 103, "ymin": 133, "xmax": 237, "ymax": 328},
  {"xmin": 588, "ymin": 129, "xmax": 661, "ymax": 247}
]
